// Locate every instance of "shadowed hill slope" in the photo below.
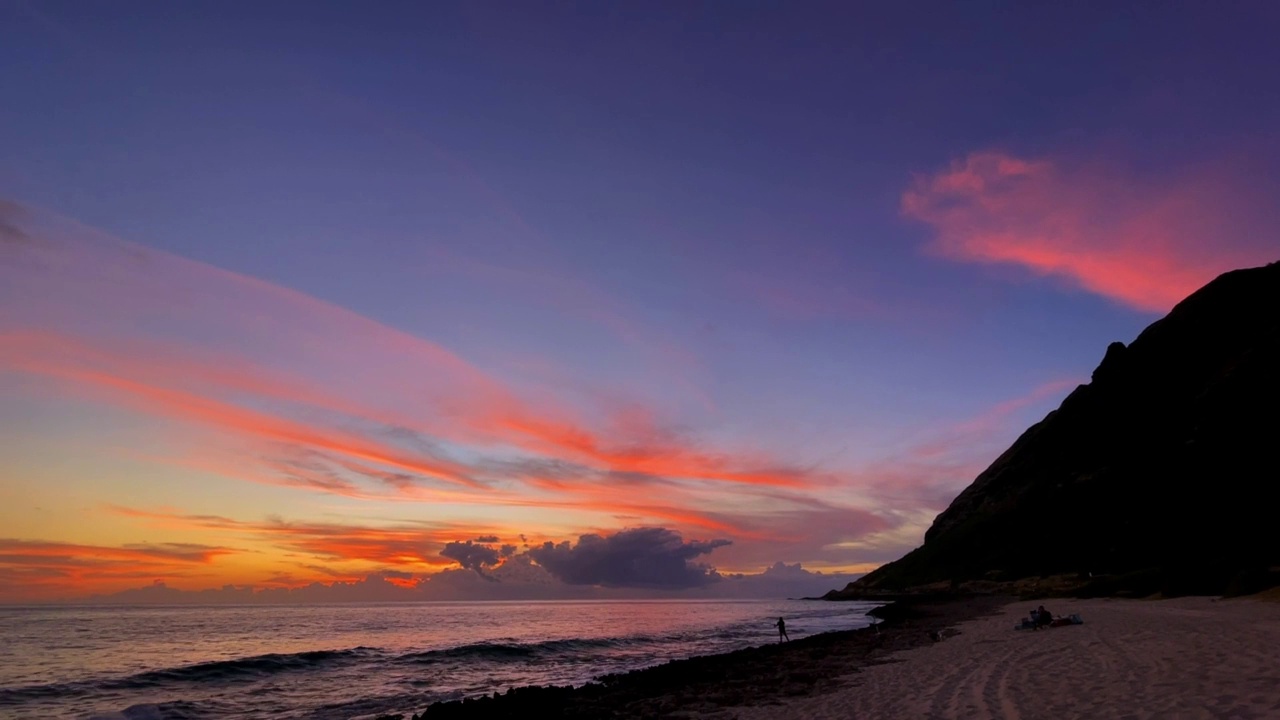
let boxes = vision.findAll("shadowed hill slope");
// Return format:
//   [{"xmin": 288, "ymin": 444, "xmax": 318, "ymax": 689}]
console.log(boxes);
[{"xmin": 841, "ymin": 261, "xmax": 1280, "ymax": 597}]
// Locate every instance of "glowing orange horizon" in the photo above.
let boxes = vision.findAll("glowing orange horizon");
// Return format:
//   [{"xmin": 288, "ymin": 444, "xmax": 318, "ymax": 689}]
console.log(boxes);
[{"xmin": 0, "ymin": 199, "xmax": 1099, "ymax": 601}]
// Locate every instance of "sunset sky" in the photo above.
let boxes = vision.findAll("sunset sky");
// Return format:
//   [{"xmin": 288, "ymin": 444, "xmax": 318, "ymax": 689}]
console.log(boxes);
[{"xmin": 2, "ymin": 2, "xmax": 1279, "ymax": 602}]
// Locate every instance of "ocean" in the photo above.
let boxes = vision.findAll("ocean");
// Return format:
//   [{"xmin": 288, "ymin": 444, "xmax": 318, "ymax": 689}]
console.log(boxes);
[{"xmin": 0, "ymin": 599, "xmax": 880, "ymax": 720}]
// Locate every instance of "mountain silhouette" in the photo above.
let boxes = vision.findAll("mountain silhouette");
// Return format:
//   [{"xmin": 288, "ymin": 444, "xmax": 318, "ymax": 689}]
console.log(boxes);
[{"xmin": 839, "ymin": 261, "xmax": 1280, "ymax": 598}]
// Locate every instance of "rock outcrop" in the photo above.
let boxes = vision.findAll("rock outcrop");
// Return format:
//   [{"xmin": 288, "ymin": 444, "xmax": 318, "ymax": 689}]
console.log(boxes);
[{"xmin": 840, "ymin": 261, "xmax": 1280, "ymax": 597}]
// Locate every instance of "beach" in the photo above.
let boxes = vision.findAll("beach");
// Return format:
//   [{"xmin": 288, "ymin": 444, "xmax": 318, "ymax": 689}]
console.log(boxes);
[
  {"xmin": 419, "ymin": 595, "xmax": 1007, "ymax": 718},
  {"xmin": 8, "ymin": 593, "xmax": 1278, "ymax": 720},
  {"xmin": 420, "ymin": 595, "xmax": 1280, "ymax": 720},
  {"xmin": 728, "ymin": 596, "xmax": 1280, "ymax": 720}
]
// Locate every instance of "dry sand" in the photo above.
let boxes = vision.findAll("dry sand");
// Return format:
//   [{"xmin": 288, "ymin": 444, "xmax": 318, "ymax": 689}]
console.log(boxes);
[{"xmin": 725, "ymin": 597, "xmax": 1280, "ymax": 720}]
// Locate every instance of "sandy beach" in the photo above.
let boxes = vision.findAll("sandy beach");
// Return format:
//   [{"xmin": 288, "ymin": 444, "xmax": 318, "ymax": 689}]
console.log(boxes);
[{"xmin": 728, "ymin": 596, "xmax": 1280, "ymax": 720}]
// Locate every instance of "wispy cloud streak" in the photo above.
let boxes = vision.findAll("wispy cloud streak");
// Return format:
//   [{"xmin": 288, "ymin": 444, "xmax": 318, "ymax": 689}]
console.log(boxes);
[
  {"xmin": 0, "ymin": 202, "xmax": 814, "ymax": 493},
  {"xmin": 0, "ymin": 201, "xmax": 1100, "ymax": 597},
  {"xmin": 903, "ymin": 151, "xmax": 1279, "ymax": 312},
  {"xmin": 0, "ymin": 538, "xmax": 238, "ymax": 601}
]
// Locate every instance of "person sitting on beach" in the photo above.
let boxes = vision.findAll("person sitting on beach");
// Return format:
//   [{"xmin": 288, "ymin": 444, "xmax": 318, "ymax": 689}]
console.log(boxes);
[
  {"xmin": 776, "ymin": 617, "xmax": 790, "ymax": 642},
  {"xmin": 1034, "ymin": 605, "xmax": 1054, "ymax": 629}
]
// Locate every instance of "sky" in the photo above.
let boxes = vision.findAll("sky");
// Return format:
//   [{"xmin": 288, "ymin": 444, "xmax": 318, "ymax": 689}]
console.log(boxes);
[{"xmin": 1, "ymin": 1, "xmax": 1278, "ymax": 603}]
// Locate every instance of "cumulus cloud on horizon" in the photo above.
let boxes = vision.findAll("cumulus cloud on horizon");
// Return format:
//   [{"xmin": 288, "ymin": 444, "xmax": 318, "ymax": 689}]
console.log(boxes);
[
  {"xmin": 527, "ymin": 527, "xmax": 731, "ymax": 589},
  {"xmin": 81, "ymin": 555, "xmax": 862, "ymax": 605},
  {"xmin": 434, "ymin": 527, "xmax": 735, "ymax": 589},
  {"xmin": 439, "ymin": 540, "xmax": 502, "ymax": 576}
]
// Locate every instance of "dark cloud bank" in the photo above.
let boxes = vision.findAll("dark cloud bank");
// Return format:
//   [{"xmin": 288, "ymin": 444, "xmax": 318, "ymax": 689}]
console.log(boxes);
[
  {"xmin": 439, "ymin": 540, "xmax": 502, "ymax": 576},
  {"xmin": 78, "ymin": 528, "xmax": 863, "ymax": 604},
  {"xmin": 529, "ymin": 527, "xmax": 730, "ymax": 589}
]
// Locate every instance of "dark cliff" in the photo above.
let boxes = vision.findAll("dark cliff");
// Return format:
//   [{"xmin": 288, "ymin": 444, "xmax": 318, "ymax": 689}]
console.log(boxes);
[{"xmin": 845, "ymin": 261, "xmax": 1280, "ymax": 597}]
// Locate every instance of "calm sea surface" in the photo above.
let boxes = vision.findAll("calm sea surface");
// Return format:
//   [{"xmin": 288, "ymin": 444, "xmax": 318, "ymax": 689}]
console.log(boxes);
[{"xmin": 0, "ymin": 599, "xmax": 880, "ymax": 720}]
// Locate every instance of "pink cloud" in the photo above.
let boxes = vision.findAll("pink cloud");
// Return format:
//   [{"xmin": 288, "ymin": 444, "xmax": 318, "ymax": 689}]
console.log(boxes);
[
  {"xmin": 0, "ymin": 538, "xmax": 239, "ymax": 601},
  {"xmin": 0, "ymin": 203, "xmax": 815, "ymax": 492},
  {"xmin": 1, "ymin": 204, "xmax": 853, "ymax": 577},
  {"xmin": 6, "ymin": 357, "xmax": 483, "ymax": 489},
  {"xmin": 0, "ymin": 200, "xmax": 1084, "ymax": 581},
  {"xmin": 902, "ymin": 150, "xmax": 1279, "ymax": 312}
]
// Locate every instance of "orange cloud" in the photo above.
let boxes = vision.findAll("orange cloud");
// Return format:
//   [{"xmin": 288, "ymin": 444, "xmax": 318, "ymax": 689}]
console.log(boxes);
[
  {"xmin": 25, "ymin": 362, "xmax": 483, "ymax": 489},
  {"xmin": 902, "ymin": 150, "xmax": 1279, "ymax": 312},
  {"xmin": 108, "ymin": 506, "xmax": 492, "ymax": 569},
  {"xmin": 0, "ymin": 196, "xmax": 821, "ymax": 494},
  {"xmin": 101, "ymin": 503, "xmax": 887, "ymax": 593},
  {"xmin": 491, "ymin": 409, "xmax": 813, "ymax": 489},
  {"xmin": 139, "ymin": 447, "xmax": 791, "ymax": 545},
  {"xmin": 2, "ymin": 339, "xmax": 813, "ymax": 497},
  {"xmin": 0, "ymin": 202, "xmax": 861, "ymax": 593},
  {"xmin": 104, "ymin": 490, "xmax": 841, "ymax": 575},
  {"xmin": 2, "ymin": 322, "xmax": 810, "ymax": 496},
  {"xmin": 0, "ymin": 539, "xmax": 238, "ymax": 602},
  {"xmin": 553, "ymin": 498, "xmax": 765, "ymax": 538}
]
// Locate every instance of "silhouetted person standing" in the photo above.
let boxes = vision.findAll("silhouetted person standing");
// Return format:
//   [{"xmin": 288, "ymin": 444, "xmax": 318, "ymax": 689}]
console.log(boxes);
[{"xmin": 776, "ymin": 617, "xmax": 789, "ymax": 642}]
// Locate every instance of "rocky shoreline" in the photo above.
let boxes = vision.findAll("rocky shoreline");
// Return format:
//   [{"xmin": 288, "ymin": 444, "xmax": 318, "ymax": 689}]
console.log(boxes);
[{"xmin": 393, "ymin": 595, "xmax": 1009, "ymax": 719}]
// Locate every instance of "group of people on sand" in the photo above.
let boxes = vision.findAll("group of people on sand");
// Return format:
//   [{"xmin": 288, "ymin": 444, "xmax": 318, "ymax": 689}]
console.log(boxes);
[
  {"xmin": 1013, "ymin": 605, "xmax": 1059, "ymax": 630},
  {"xmin": 774, "ymin": 605, "xmax": 1082, "ymax": 642},
  {"xmin": 1020, "ymin": 605, "xmax": 1083, "ymax": 630}
]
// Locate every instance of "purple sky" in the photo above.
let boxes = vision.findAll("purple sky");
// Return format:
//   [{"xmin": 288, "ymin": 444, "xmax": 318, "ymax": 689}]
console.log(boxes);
[{"xmin": 1, "ymin": 1, "xmax": 1278, "ymax": 601}]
